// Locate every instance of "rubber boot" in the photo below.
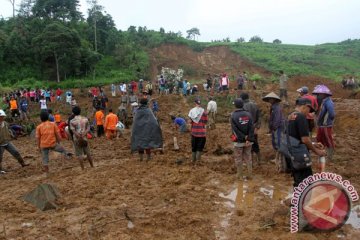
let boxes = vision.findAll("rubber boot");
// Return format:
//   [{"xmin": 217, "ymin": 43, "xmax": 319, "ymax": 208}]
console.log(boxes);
[
  {"xmin": 196, "ymin": 151, "xmax": 202, "ymax": 161},
  {"xmin": 139, "ymin": 153, "xmax": 144, "ymax": 161},
  {"xmin": 191, "ymin": 152, "xmax": 196, "ymax": 163},
  {"xmin": 327, "ymin": 148, "xmax": 334, "ymax": 161}
]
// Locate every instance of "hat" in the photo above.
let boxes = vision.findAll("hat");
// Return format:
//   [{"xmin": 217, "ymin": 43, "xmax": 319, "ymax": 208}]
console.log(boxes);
[
  {"xmin": 131, "ymin": 102, "xmax": 139, "ymax": 107},
  {"xmin": 262, "ymin": 92, "xmax": 281, "ymax": 102},
  {"xmin": 312, "ymin": 85, "xmax": 332, "ymax": 96},
  {"xmin": 234, "ymin": 98, "xmax": 244, "ymax": 108},
  {"xmin": 296, "ymin": 86, "xmax": 309, "ymax": 94},
  {"xmin": 194, "ymin": 98, "xmax": 201, "ymax": 105},
  {"xmin": 296, "ymin": 98, "xmax": 315, "ymax": 113},
  {"xmin": 0, "ymin": 110, "xmax": 6, "ymax": 117}
]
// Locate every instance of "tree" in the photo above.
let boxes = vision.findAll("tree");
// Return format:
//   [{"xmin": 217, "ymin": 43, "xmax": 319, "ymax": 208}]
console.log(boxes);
[
  {"xmin": 33, "ymin": 22, "xmax": 81, "ymax": 82},
  {"xmin": 87, "ymin": 0, "xmax": 103, "ymax": 52},
  {"xmin": 32, "ymin": 0, "xmax": 82, "ymax": 22},
  {"xmin": 249, "ymin": 35, "xmax": 263, "ymax": 43},
  {"xmin": 237, "ymin": 37, "xmax": 245, "ymax": 43},
  {"xmin": 273, "ymin": 39, "xmax": 282, "ymax": 44},
  {"xmin": 8, "ymin": 0, "xmax": 16, "ymax": 18},
  {"xmin": 186, "ymin": 27, "xmax": 200, "ymax": 40},
  {"xmin": 18, "ymin": 0, "xmax": 35, "ymax": 17}
]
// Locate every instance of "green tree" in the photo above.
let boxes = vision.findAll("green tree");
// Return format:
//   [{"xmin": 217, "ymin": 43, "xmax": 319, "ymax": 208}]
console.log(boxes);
[
  {"xmin": 32, "ymin": 0, "xmax": 82, "ymax": 22},
  {"xmin": 186, "ymin": 27, "xmax": 200, "ymax": 40},
  {"xmin": 249, "ymin": 35, "xmax": 263, "ymax": 43},
  {"xmin": 273, "ymin": 39, "xmax": 282, "ymax": 44},
  {"xmin": 33, "ymin": 22, "xmax": 81, "ymax": 82},
  {"xmin": 237, "ymin": 37, "xmax": 245, "ymax": 43}
]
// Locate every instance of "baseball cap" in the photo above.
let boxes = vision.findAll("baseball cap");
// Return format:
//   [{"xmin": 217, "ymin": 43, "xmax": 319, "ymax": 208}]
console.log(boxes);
[
  {"xmin": 296, "ymin": 86, "xmax": 309, "ymax": 94},
  {"xmin": 0, "ymin": 110, "xmax": 6, "ymax": 117},
  {"xmin": 296, "ymin": 98, "xmax": 315, "ymax": 113}
]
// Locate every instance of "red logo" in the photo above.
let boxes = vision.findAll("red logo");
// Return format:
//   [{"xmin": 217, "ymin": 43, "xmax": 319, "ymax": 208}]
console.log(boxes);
[{"xmin": 300, "ymin": 181, "xmax": 351, "ymax": 231}]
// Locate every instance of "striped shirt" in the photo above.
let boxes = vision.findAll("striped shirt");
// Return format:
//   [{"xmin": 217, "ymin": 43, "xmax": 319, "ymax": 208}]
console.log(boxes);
[{"xmin": 191, "ymin": 112, "xmax": 208, "ymax": 137}]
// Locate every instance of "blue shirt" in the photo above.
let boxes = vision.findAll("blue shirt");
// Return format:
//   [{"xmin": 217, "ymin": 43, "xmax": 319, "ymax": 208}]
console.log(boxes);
[{"xmin": 174, "ymin": 117, "xmax": 186, "ymax": 126}]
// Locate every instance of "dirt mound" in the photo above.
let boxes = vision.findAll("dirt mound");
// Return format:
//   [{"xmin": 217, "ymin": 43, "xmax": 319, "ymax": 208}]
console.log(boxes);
[{"xmin": 149, "ymin": 44, "xmax": 272, "ymax": 79}]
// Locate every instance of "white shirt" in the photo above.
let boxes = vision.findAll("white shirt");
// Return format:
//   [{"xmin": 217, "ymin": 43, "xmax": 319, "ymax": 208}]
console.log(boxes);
[
  {"xmin": 40, "ymin": 99, "xmax": 47, "ymax": 110},
  {"xmin": 207, "ymin": 100, "xmax": 217, "ymax": 113}
]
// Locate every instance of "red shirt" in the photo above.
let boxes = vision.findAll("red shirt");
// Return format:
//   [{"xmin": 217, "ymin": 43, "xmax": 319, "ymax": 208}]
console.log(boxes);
[
  {"xmin": 56, "ymin": 89, "xmax": 62, "ymax": 96},
  {"xmin": 191, "ymin": 112, "xmax": 208, "ymax": 137}
]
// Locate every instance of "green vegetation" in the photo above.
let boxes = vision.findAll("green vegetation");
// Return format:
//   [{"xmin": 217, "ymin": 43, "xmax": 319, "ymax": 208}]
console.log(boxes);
[{"xmin": 228, "ymin": 40, "xmax": 360, "ymax": 80}]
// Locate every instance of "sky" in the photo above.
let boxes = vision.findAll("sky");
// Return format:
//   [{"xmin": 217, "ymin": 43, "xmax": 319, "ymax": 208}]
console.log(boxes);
[{"xmin": 1, "ymin": 0, "xmax": 360, "ymax": 45}]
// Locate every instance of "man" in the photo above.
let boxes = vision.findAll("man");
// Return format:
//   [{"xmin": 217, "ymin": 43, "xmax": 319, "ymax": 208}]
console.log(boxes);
[
  {"xmin": 69, "ymin": 106, "xmax": 94, "ymax": 170},
  {"xmin": 36, "ymin": 111, "xmax": 71, "ymax": 174},
  {"xmin": 313, "ymin": 85, "xmax": 335, "ymax": 163},
  {"xmin": 207, "ymin": 96, "xmax": 217, "ymax": 130},
  {"xmin": 279, "ymin": 70, "xmax": 288, "ymax": 105},
  {"xmin": 262, "ymin": 92, "xmax": 284, "ymax": 168},
  {"xmin": 206, "ymin": 74, "xmax": 212, "ymax": 92},
  {"xmin": 240, "ymin": 92, "xmax": 261, "ymax": 165},
  {"xmin": 56, "ymin": 88, "xmax": 63, "ymax": 101},
  {"xmin": 182, "ymin": 80, "xmax": 188, "ymax": 96},
  {"xmin": 129, "ymin": 92, "xmax": 138, "ymax": 111},
  {"xmin": 111, "ymin": 84, "xmax": 116, "ymax": 97},
  {"xmin": 9, "ymin": 96, "xmax": 20, "ymax": 119},
  {"xmin": 188, "ymin": 99, "xmax": 208, "ymax": 163},
  {"xmin": 104, "ymin": 109, "xmax": 118, "ymax": 140},
  {"xmin": 0, "ymin": 110, "xmax": 29, "ymax": 173},
  {"xmin": 19, "ymin": 96, "xmax": 30, "ymax": 121},
  {"xmin": 131, "ymin": 98, "xmax": 163, "ymax": 161},
  {"xmin": 220, "ymin": 73, "xmax": 229, "ymax": 92},
  {"xmin": 39, "ymin": 96, "xmax": 47, "ymax": 111},
  {"xmin": 171, "ymin": 115, "xmax": 187, "ymax": 133},
  {"xmin": 145, "ymin": 81, "xmax": 153, "ymax": 96},
  {"xmin": 285, "ymin": 98, "xmax": 326, "ymax": 187},
  {"xmin": 230, "ymin": 99, "xmax": 254, "ymax": 180},
  {"xmin": 237, "ymin": 73, "xmax": 245, "ymax": 90},
  {"xmin": 117, "ymin": 104, "xmax": 128, "ymax": 127},
  {"xmin": 296, "ymin": 86, "xmax": 318, "ymax": 134},
  {"xmin": 95, "ymin": 107, "xmax": 105, "ymax": 137}
]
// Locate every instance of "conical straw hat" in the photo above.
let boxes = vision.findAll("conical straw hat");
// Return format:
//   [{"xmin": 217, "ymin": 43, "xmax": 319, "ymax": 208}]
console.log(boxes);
[{"xmin": 262, "ymin": 92, "xmax": 281, "ymax": 102}]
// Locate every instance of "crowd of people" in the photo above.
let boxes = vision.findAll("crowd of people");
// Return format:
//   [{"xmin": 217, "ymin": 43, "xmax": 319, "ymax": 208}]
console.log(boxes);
[{"xmin": 0, "ymin": 70, "xmax": 340, "ymax": 189}]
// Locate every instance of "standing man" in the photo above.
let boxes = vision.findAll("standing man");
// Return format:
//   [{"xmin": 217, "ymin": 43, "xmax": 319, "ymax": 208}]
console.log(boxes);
[
  {"xmin": 70, "ymin": 106, "xmax": 94, "ymax": 170},
  {"xmin": 0, "ymin": 110, "xmax": 29, "ymax": 173},
  {"xmin": 262, "ymin": 92, "xmax": 284, "ymax": 167},
  {"xmin": 9, "ymin": 96, "xmax": 20, "ymax": 119},
  {"xmin": 230, "ymin": 99, "xmax": 254, "ymax": 180},
  {"xmin": 207, "ymin": 96, "xmax": 217, "ymax": 130},
  {"xmin": 240, "ymin": 92, "xmax": 261, "ymax": 165},
  {"xmin": 131, "ymin": 98, "xmax": 163, "ymax": 161},
  {"xmin": 285, "ymin": 98, "xmax": 326, "ymax": 187},
  {"xmin": 111, "ymin": 83, "xmax": 116, "ymax": 97},
  {"xmin": 313, "ymin": 85, "xmax": 335, "ymax": 162},
  {"xmin": 279, "ymin": 70, "xmax": 289, "ymax": 105},
  {"xmin": 36, "ymin": 111, "xmax": 71, "ymax": 174},
  {"xmin": 95, "ymin": 107, "xmax": 105, "ymax": 137},
  {"xmin": 188, "ymin": 99, "xmax": 208, "ymax": 163},
  {"xmin": 19, "ymin": 96, "xmax": 30, "ymax": 121},
  {"xmin": 56, "ymin": 88, "xmax": 63, "ymax": 101},
  {"xmin": 220, "ymin": 73, "xmax": 229, "ymax": 92},
  {"xmin": 296, "ymin": 86, "xmax": 318, "ymax": 134},
  {"xmin": 104, "ymin": 109, "xmax": 118, "ymax": 140}
]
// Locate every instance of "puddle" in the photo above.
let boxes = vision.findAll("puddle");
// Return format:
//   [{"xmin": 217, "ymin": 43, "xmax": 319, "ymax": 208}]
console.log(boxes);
[{"xmin": 346, "ymin": 205, "xmax": 360, "ymax": 229}]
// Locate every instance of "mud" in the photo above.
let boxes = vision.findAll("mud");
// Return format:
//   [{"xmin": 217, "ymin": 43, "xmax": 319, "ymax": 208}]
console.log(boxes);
[{"xmin": 0, "ymin": 73, "xmax": 359, "ymax": 238}]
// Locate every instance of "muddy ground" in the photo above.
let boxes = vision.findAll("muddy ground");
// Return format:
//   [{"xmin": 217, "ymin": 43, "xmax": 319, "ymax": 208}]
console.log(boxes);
[{"xmin": 0, "ymin": 78, "xmax": 359, "ymax": 240}]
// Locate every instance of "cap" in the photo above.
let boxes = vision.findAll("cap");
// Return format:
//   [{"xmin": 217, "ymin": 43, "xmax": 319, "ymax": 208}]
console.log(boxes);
[
  {"xmin": 262, "ymin": 92, "xmax": 281, "ymax": 102},
  {"xmin": 0, "ymin": 110, "xmax": 6, "ymax": 117},
  {"xmin": 296, "ymin": 98, "xmax": 315, "ymax": 113},
  {"xmin": 131, "ymin": 102, "xmax": 139, "ymax": 107},
  {"xmin": 312, "ymin": 85, "xmax": 332, "ymax": 96},
  {"xmin": 234, "ymin": 98, "xmax": 244, "ymax": 108},
  {"xmin": 296, "ymin": 86, "xmax": 309, "ymax": 94},
  {"xmin": 194, "ymin": 98, "xmax": 201, "ymax": 105}
]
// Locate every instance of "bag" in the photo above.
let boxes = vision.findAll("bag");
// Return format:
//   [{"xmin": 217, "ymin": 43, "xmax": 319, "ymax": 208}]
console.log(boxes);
[{"xmin": 279, "ymin": 119, "xmax": 312, "ymax": 171}]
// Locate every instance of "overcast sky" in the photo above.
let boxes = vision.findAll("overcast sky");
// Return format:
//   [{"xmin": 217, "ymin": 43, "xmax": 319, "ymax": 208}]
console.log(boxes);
[{"xmin": 1, "ymin": 0, "xmax": 359, "ymax": 45}]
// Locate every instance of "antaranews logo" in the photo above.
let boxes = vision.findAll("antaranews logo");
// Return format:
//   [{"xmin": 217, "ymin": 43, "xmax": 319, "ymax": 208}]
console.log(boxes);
[{"xmin": 290, "ymin": 172, "xmax": 359, "ymax": 233}]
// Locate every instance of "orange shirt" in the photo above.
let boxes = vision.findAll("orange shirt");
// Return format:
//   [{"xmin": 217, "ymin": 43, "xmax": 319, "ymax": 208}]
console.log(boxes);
[
  {"xmin": 10, "ymin": 100, "xmax": 18, "ymax": 110},
  {"xmin": 54, "ymin": 114, "xmax": 61, "ymax": 123},
  {"xmin": 105, "ymin": 113, "xmax": 118, "ymax": 130},
  {"xmin": 36, "ymin": 121, "xmax": 60, "ymax": 148},
  {"xmin": 95, "ymin": 111, "xmax": 104, "ymax": 125}
]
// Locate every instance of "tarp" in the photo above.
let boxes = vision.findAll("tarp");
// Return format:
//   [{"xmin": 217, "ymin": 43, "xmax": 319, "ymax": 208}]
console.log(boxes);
[
  {"xmin": 131, "ymin": 105, "xmax": 163, "ymax": 152},
  {"xmin": 23, "ymin": 183, "xmax": 61, "ymax": 211}
]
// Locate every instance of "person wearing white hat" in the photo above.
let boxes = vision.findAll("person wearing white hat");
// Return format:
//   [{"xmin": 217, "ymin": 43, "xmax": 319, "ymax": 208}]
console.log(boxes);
[
  {"xmin": 0, "ymin": 109, "xmax": 29, "ymax": 173},
  {"xmin": 262, "ymin": 92, "xmax": 285, "ymax": 170}
]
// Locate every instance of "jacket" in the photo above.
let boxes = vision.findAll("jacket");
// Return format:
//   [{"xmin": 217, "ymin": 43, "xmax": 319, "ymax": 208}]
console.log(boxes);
[
  {"xmin": 317, "ymin": 97, "xmax": 335, "ymax": 127},
  {"xmin": 243, "ymin": 99, "xmax": 261, "ymax": 129},
  {"xmin": 269, "ymin": 103, "xmax": 283, "ymax": 131},
  {"xmin": 0, "ymin": 122, "xmax": 12, "ymax": 145},
  {"xmin": 230, "ymin": 109, "xmax": 254, "ymax": 143}
]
